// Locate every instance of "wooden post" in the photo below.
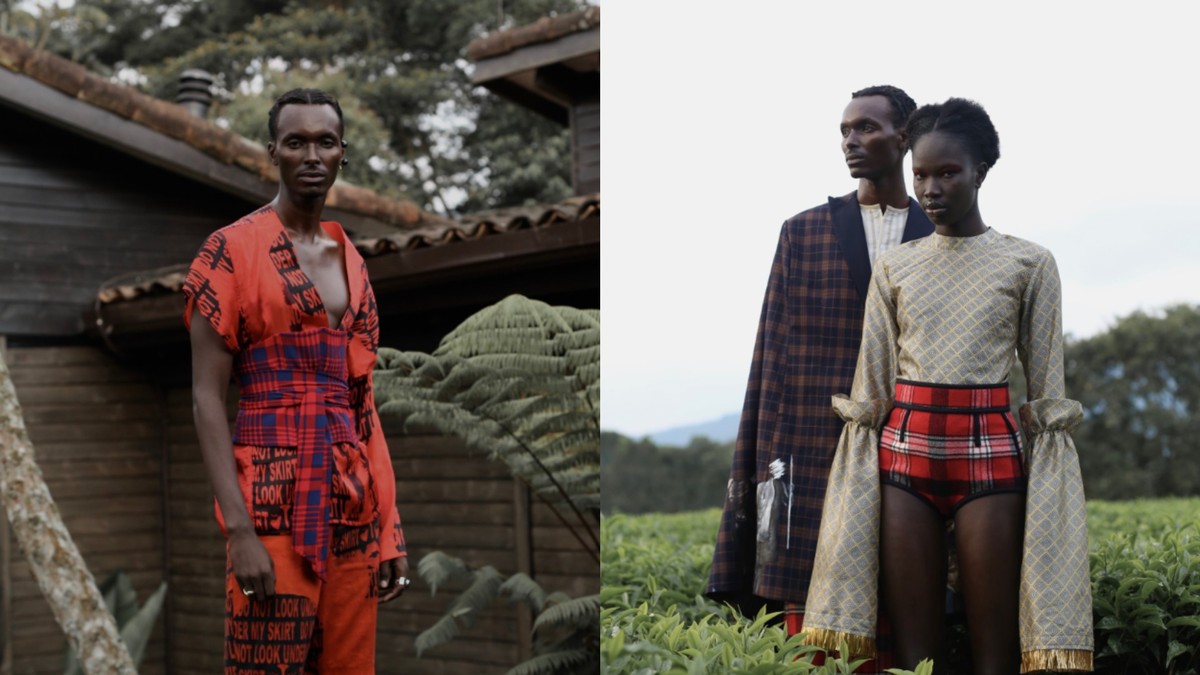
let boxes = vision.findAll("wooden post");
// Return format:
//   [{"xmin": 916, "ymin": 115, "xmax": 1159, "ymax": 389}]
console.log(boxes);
[
  {"xmin": 0, "ymin": 343, "xmax": 136, "ymax": 674},
  {"xmin": 513, "ymin": 479, "xmax": 533, "ymax": 662},
  {"xmin": 0, "ymin": 336, "xmax": 9, "ymax": 675}
]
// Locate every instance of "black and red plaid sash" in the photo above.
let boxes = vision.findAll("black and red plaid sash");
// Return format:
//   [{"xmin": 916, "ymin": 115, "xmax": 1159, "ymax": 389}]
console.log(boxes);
[
  {"xmin": 233, "ymin": 328, "xmax": 358, "ymax": 580},
  {"xmin": 893, "ymin": 378, "xmax": 1010, "ymax": 410},
  {"xmin": 891, "ymin": 379, "xmax": 1018, "ymax": 449}
]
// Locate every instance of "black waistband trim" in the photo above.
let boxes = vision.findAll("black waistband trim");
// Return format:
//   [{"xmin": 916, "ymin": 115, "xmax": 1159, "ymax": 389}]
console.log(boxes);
[
  {"xmin": 895, "ymin": 377, "xmax": 1009, "ymax": 390},
  {"xmin": 893, "ymin": 402, "xmax": 1013, "ymax": 414}
]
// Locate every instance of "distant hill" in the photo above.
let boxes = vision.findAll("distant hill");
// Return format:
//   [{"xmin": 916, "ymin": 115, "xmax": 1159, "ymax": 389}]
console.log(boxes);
[{"xmin": 647, "ymin": 412, "xmax": 740, "ymax": 447}]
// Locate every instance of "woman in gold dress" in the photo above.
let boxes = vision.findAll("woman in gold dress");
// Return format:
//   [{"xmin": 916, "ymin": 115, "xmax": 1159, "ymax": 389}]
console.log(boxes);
[{"xmin": 800, "ymin": 98, "xmax": 1093, "ymax": 674}]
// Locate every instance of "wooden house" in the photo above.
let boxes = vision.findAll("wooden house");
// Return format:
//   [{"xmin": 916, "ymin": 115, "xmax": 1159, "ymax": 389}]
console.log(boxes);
[
  {"xmin": 468, "ymin": 6, "xmax": 600, "ymax": 196},
  {"xmin": 0, "ymin": 12, "xmax": 598, "ymax": 674}
]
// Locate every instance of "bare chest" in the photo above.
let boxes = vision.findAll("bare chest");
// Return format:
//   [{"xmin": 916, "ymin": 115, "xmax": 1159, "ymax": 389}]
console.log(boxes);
[{"xmin": 289, "ymin": 238, "xmax": 350, "ymax": 328}]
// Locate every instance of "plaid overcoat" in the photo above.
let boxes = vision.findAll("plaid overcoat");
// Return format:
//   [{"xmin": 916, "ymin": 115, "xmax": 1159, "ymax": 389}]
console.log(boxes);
[{"xmin": 706, "ymin": 192, "xmax": 933, "ymax": 614}]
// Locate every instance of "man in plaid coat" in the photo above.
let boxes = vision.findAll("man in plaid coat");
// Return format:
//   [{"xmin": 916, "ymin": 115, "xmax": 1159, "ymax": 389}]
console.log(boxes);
[{"xmin": 706, "ymin": 85, "xmax": 934, "ymax": 636}]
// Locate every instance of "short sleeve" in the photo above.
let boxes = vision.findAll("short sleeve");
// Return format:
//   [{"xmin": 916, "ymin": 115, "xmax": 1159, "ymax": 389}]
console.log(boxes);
[{"xmin": 182, "ymin": 230, "xmax": 240, "ymax": 353}]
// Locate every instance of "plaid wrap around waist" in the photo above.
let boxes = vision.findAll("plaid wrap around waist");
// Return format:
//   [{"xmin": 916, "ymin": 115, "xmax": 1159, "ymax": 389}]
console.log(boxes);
[
  {"xmin": 232, "ymin": 328, "xmax": 358, "ymax": 580},
  {"xmin": 889, "ymin": 379, "xmax": 1017, "ymax": 450},
  {"xmin": 893, "ymin": 378, "xmax": 1010, "ymax": 412}
]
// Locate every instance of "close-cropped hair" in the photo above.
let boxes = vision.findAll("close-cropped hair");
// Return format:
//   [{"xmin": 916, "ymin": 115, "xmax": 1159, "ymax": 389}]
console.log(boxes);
[
  {"xmin": 905, "ymin": 97, "xmax": 1001, "ymax": 167},
  {"xmin": 267, "ymin": 88, "xmax": 345, "ymax": 141},
  {"xmin": 850, "ymin": 84, "xmax": 917, "ymax": 129}
]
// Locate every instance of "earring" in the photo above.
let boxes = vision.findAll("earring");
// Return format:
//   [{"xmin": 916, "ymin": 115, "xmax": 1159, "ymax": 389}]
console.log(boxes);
[
  {"xmin": 341, "ymin": 139, "xmax": 348, "ymax": 148},
  {"xmin": 341, "ymin": 157, "xmax": 349, "ymax": 166}
]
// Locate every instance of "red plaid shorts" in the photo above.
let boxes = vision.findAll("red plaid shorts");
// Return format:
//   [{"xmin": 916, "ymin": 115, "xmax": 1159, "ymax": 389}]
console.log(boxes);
[{"xmin": 879, "ymin": 379, "xmax": 1026, "ymax": 518}]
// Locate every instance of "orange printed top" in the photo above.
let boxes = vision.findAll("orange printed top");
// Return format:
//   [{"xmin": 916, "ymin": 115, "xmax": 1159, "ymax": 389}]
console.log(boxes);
[{"xmin": 182, "ymin": 205, "xmax": 405, "ymax": 565}]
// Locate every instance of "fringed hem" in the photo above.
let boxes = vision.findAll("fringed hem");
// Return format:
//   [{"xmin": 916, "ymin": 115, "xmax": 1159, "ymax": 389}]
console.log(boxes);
[
  {"xmin": 797, "ymin": 627, "xmax": 875, "ymax": 660},
  {"xmin": 1021, "ymin": 648, "xmax": 1093, "ymax": 673}
]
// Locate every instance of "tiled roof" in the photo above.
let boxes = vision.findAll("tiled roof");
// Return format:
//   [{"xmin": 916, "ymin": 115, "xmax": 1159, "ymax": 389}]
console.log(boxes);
[
  {"xmin": 0, "ymin": 34, "xmax": 431, "ymax": 228},
  {"xmin": 355, "ymin": 193, "xmax": 598, "ymax": 254},
  {"xmin": 95, "ymin": 193, "xmax": 599, "ymax": 304},
  {"xmin": 466, "ymin": 6, "xmax": 599, "ymax": 61}
]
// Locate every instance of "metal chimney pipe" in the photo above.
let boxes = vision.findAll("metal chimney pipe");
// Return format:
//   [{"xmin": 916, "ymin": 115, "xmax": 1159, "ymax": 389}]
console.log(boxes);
[{"xmin": 176, "ymin": 69, "xmax": 214, "ymax": 118}]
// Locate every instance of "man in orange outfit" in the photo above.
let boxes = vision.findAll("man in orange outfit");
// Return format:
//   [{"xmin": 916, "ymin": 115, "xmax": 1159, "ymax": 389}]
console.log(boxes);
[{"xmin": 185, "ymin": 88, "xmax": 408, "ymax": 673}]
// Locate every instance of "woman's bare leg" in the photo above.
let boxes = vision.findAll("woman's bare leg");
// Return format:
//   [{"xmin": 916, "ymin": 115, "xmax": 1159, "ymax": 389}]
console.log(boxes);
[
  {"xmin": 880, "ymin": 484, "xmax": 946, "ymax": 669},
  {"xmin": 954, "ymin": 492, "xmax": 1024, "ymax": 675}
]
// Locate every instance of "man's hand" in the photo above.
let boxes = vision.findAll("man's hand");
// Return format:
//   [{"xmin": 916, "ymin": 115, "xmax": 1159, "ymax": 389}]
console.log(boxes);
[
  {"xmin": 378, "ymin": 556, "xmax": 410, "ymax": 604},
  {"xmin": 229, "ymin": 528, "xmax": 276, "ymax": 600}
]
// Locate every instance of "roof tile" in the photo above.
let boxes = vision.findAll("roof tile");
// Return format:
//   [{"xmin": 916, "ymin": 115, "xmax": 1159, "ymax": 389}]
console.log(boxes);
[
  {"xmin": 0, "ymin": 33, "xmax": 432, "ymax": 228},
  {"xmin": 96, "ymin": 193, "xmax": 599, "ymax": 304},
  {"xmin": 23, "ymin": 48, "xmax": 89, "ymax": 96},
  {"xmin": 466, "ymin": 6, "xmax": 599, "ymax": 61},
  {"xmin": 0, "ymin": 34, "xmax": 32, "ymax": 71}
]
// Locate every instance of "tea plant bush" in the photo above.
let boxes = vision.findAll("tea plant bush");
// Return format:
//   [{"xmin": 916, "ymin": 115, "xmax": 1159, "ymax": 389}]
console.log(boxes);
[
  {"xmin": 601, "ymin": 511, "xmax": 927, "ymax": 674},
  {"xmin": 602, "ymin": 500, "xmax": 1200, "ymax": 675},
  {"xmin": 1087, "ymin": 499, "xmax": 1200, "ymax": 673}
]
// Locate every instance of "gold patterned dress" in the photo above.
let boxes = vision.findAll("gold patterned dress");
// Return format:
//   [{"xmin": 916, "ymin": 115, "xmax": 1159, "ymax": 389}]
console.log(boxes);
[{"xmin": 800, "ymin": 227, "xmax": 1093, "ymax": 672}]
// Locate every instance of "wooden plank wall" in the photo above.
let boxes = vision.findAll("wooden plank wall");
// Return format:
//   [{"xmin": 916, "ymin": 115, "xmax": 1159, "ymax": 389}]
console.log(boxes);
[
  {"xmin": 571, "ymin": 99, "xmax": 600, "ymax": 195},
  {"xmin": 0, "ymin": 104, "xmax": 253, "ymax": 337},
  {"xmin": 1, "ymin": 345, "xmax": 597, "ymax": 673},
  {"xmin": 4, "ymin": 345, "xmax": 166, "ymax": 674},
  {"xmin": 162, "ymin": 384, "xmax": 228, "ymax": 675}
]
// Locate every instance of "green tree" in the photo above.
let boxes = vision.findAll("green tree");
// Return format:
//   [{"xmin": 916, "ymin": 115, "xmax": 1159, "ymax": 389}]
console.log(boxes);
[
  {"xmin": 600, "ymin": 432, "xmax": 734, "ymax": 515},
  {"xmin": 1065, "ymin": 304, "xmax": 1200, "ymax": 498},
  {"xmin": 14, "ymin": 0, "xmax": 583, "ymax": 213}
]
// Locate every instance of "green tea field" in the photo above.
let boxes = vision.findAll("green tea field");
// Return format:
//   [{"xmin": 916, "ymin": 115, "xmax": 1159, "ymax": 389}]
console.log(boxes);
[{"xmin": 601, "ymin": 499, "xmax": 1200, "ymax": 674}]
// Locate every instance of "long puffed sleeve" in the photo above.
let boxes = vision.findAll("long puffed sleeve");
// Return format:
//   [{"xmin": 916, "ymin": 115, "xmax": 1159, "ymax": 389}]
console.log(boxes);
[
  {"xmin": 1018, "ymin": 250, "xmax": 1067, "ymax": 402},
  {"xmin": 845, "ymin": 257, "xmax": 901, "ymax": 409},
  {"xmin": 1014, "ymin": 250, "xmax": 1094, "ymax": 673},
  {"xmin": 800, "ymin": 260, "xmax": 899, "ymax": 660}
]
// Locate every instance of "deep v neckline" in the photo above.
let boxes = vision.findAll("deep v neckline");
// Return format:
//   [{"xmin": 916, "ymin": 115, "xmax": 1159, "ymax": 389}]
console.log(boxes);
[{"xmin": 268, "ymin": 207, "xmax": 354, "ymax": 330}]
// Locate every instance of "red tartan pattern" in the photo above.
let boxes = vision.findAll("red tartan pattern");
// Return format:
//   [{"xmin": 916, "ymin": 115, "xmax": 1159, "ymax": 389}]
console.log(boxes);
[
  {"xmin": 184, "ymin": 205, "xmax": 406, "ymax": 575},
  {"xmin": 707, "ymin": 194, "xmax": 934, "ymax": 612},
  {"xmin": 893, "ymin": 378, "xmax": 1009, "ymax": 409},
  {"xmin": 235, "ymin": 328, "xmax": 359, "ymax": 580},
  {"xmin": 880, "ymin": 381, "xmax": 1026, "ymax": 517}
]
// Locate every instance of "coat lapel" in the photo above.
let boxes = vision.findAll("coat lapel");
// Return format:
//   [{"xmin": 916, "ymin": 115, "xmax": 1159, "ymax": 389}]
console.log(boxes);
[
  {"xmin": 832, "ymin": 193, "xmax": 936, "ymax": 301},
  {"xmin": 901, "ymin": 196, "xmax": 935, "ymax": 243},
  {"xmin": 829, "ymin": 192, "xmax": 871, "ymax": 302}
]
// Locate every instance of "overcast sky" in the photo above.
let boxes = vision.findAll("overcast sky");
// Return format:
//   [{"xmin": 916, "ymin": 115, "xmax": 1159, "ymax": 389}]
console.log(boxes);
[{"xmin": 601, "ymin": 2, "xmax": 1200, "ymax": 437}]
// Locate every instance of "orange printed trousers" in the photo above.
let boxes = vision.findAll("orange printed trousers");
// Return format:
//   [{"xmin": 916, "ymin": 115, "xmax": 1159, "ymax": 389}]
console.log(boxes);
[
  {"xmin": 223, "ymin": 438, "xmax": 385, "ymax": 673},
  {"xmin": 224, "ymin": 529, "xmax": 381, "ymax": 674}
]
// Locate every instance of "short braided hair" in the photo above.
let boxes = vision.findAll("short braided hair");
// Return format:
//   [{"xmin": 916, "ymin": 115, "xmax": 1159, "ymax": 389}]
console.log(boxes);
[
  {"xmin": 850, "ymin": 85, "xmax": 917, "ymax": 129},
  {"xmin": 906, "ymin": 97, "xmax": 1000, "ymax": 167},
  {"xmin": 267, "ymin": 88, "xmax": 344, "ymax": 141}
]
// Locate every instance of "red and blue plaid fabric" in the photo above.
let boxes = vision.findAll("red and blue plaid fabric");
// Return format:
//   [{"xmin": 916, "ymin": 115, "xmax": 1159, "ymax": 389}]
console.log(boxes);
[
  {"xmin": 880, "ymin": 380, "xmax": 1025, "ymax": 517},
  {"xmin": 233, "ymin": 327, "xmax": 358, "ymax": 580}
]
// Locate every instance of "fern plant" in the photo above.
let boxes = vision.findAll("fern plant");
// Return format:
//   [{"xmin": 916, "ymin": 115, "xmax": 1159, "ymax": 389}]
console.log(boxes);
[
  {"xmin": 416, "ymin": 551, "xmax": 599, "ymax": 675},
  {"xmin": 373, "ymin": 294, "xmax": 600, "ymax": 559},
  {"xmin": 373, "ymin": 295, "xmax": 600, "ymax": 673}
]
